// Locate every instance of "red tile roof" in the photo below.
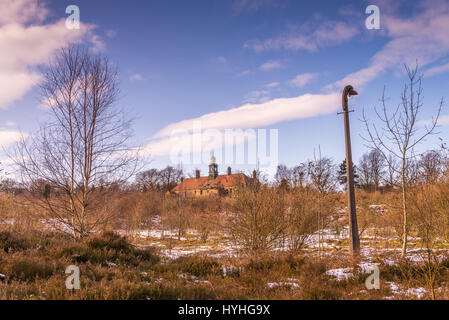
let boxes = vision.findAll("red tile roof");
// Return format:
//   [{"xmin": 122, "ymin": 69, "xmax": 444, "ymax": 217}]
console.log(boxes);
[{"xmin": 171, "ymin": 173, "xmax": 248, "ymax": 192}]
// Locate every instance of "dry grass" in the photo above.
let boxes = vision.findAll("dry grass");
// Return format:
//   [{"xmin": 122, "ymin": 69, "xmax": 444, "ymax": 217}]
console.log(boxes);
[{"xmin": 1, "ymin": 228, "xmax": 448, "ymax": 299}]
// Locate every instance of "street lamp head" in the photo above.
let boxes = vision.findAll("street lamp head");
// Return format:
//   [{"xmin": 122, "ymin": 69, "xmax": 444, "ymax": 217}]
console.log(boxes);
[
  {"xmin": 342, "ymin": 85, "xmax": 358, "ymax": 112},
  {"xmin": 344, "ymin": 85, "xmax": 358, "ymax": 97}
]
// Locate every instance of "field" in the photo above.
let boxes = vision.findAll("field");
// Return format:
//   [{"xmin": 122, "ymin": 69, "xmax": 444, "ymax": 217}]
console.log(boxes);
[{"xmin": 1, "ymin": 187, "xmax": 448, "ymax": 300}]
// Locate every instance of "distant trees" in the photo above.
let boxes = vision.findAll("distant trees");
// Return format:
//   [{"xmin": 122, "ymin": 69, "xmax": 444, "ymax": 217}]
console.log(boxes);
[
  {"xmin": 136, "ymin": 166, "xmax": 183, "ymax": 192},
  {"xmin": 307, "ymin": 156, "xmax": 336, "ymax": 194},
  {"xmin": 274, "ymin": 164, "xmax": 292, "ymax": 190},
  {"xmin": 357, "ymin": 150, "xmax": 385, "ymax": 191},
  {"xmin": 417, "ymin": 150, "xmax": 443, "ymax": 184},
  {"xmin": 0, "ymin": 179, "xmax": 23, "ymax": 195},
  {"xmin": 362, "ymin": 64, "xmax": 443, "ymax": 258},
  {"xmin": 274, "ymin": 164, "xmax": 308, "ymax": 190},
  {"xmin": 13, "ymin": 45, "xmax": 139, "ymax": 238}
]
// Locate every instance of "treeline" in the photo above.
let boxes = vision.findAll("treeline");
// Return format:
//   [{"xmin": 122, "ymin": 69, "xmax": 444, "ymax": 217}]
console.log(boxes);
[{"xmin": 274, "ymin": 148, "xmax": 445, "ymax": 192}]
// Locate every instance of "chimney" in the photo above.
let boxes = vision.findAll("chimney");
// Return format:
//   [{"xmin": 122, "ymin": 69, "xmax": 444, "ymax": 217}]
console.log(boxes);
[
  {"xmin": 227, "ymin": 167, "xmax": 232, "ymax": 175},
  {"xmin": 252, "ymin": 169, "xmax": 257, "ymax": 180},
  {"xmin": 195, "ymin": 170, "xmax": 200, "ymax": 179},
  {"xmin": 181, "ymin": 177, "xmax": 184, "ymax": 182}
]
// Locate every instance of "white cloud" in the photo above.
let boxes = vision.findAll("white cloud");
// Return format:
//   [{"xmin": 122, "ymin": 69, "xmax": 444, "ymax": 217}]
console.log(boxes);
[
  {"xmin": 0, "ymin": 0, "xmax": 48, "ymax": 25},
  {"xmin": 244, "ymin": 20, "xmax": 358, "ymax": 53},
  {"xmin": 290, "ymin": 73, "xmax": 318, "ymax": 87},
  {"xmin": 259, "ymin": 60, "xmax": 282, "ymax": 71},
  {"xmin": 144, "ymin": 91, "xmax": 339, "ymax": 157},
  {"xmin": 5, "ymin": 121, "xmax": 16, "ymax": 127},
  {"xmin": 153, "ymin": 91, "xmax": 340, "ymax": 140},
  {"xmin": 0, "ymin": 0, "xmax": 102, "ymax": 109},
  {"xmin": 0, "ymin": 130, "xmax": 26, "ymax": 148}
]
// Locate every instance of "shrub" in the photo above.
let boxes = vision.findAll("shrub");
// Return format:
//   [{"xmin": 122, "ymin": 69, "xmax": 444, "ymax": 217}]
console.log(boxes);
[
  {"xmin": 7, "ymin": 257, "xmax": 56, "ymax": 281},
  {"xmin": 57, "ymin": 231, "xmax": 159, "ymax": 266},
  {"xmin": 0, "ymin": 231, "xmax": 30, "ymax": 253},
  {"xmin": 177, "ymin": 256, "xmax": 221, "ymax": 277},
  {"xmin": 228, "ymin": 187, "xmax": 286, "ymax": 250}
]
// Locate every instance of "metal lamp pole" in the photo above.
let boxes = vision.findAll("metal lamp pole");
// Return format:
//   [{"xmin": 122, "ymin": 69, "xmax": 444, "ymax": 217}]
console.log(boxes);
[{"xmin": 341, "ymin": 85, "xmax": 360, "ymax": 256}]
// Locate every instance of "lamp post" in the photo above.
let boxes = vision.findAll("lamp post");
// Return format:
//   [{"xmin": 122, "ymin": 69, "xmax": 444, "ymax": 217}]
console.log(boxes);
[{"xmin": 341, "ymin": 85, "xmax": 360, "ymax": 256}]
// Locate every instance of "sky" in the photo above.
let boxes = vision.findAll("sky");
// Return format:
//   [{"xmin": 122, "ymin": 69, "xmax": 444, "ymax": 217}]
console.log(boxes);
[{"xmin": 1, "ymin": 0, "xmax": 449, "ymax": 179}]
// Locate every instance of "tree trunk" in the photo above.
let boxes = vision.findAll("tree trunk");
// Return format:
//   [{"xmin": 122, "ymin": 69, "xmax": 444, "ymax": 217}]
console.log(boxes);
[{"xmin": 401, "ymin": 160, "xmax": 408, "ymax": 258}]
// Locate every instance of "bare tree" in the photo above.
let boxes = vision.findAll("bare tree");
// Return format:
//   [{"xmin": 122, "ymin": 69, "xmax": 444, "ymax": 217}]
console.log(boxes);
[
  {"xmin": 274, "ymin": 164, "xmax": 292, "ymax": 189},
  {"xmin": 384, "ymin": 154, "xmax": 399, "ymax": 188},
  {"xmin": 418, "ymin": 150, "xmax": 443, "ymax": 184},
  {"xmin": 136, "ymin": 168, "xmax": 162, "ymax": 192},
  {"xmin": 291, "ymin": 163, "xmax": 307, "ymax": 188},
  {"xmin": 369, "ymin": 149, "xmax": 385, "ymax": 191},
  {"xmin": 159, "ymin": 166, "xmax": 183, "ymax": 192},
  {"xmin": 358, "ymin": 149, "xmax": 385, "ymax": 191},
  {"xmin": 307, "ymin": 148, "xmax": 336, "ymax": 257},
  {"xmin": 358, "ymin": 154, "xmax": 372, "ymax": 190},
  {"xmin": 307, "ymin": 155, "xmax": 336, "ymax": 194},
  {"xmin": 13, "ymin": 45, "xmax": 139, "ymax": 238},
  {"xmin": 362, "ymin": 63, "xmax": 443, "ymax": 258}
]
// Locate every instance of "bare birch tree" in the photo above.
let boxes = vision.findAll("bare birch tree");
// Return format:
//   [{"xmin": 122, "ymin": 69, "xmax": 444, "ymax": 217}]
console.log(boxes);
[
  {"xmin": 13, "ymin": 45, "xmax": 139, "ymax": 238},
  {"xmin": 362, "ymin": 63, "xmax": 443, "ymax": 258}
]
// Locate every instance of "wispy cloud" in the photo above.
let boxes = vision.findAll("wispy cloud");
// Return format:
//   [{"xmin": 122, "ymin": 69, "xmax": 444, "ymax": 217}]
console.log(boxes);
[
  {"xmin": 265, "ymin": 82, "xmax": 279, "ymax": 88},
  {"xmin": 244, "ymin": 20, "xmax": 358, "ymax": 53},
  {"xmin": 237, "ymin": 70, "xmax": 250, "ymax": 77},
  {"xmin": 425, "ymin": 61, "xmax": 449, "ymax": 76},
  {"xmin": 216, "ymin": 56, "xmax": 227, "ymax": 64},
  {"xmin": 289, "ymin": 73, "xmax": 319, "ymax": 87},
  {"xmin": 243, "ymin": 89, "xmax": 271, "ymax": 104},
  {"xmin": 105, "ymin": 30, "xmax": 117, "ymax": 39},
  {"xmin": 129, "ymin": 73, "xmax": 144, "ymax": 82},
  {"xmin": 0, "ymin": 0, "xmax": 102, "ymax": 109},
  {"xmin": 144, "ymin": 0, "xmax": 449, "ymax": 160},
  {"xmin": 331, "ymin": 1, "xmax": 449, "ymax": 89},
  {"xmin": 232, "ymin": 0, "xmax": 282, "ymax": 13},
  {"xmin": 419, "ymin": 114, "xmax": 449, "ymax": 127},
  {"xmin": 259, "ymin": 60, "xmax": 282, "ymax": 71}
]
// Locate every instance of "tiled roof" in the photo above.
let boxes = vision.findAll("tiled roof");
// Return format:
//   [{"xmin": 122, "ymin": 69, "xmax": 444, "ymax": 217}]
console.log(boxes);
[{"xmin": 171, "ymin": 173, "xmax": 248, "ymax": 192}]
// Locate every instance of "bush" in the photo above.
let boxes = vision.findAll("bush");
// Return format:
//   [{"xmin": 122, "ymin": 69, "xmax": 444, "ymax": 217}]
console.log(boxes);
[
  {"xmin": 57, "ymin": 231, "xmax": 160, "ymax": 266},
  {"xmin": 228, "ymin": 187, "xmax": 286, "ymax": 250},
  {"xmin": 177, "ymin": 256, "xmax": 222, "ymax": 277},
  {"xmin": 0, "ymin": 231, "xmax": 30, "ymax": 253},
  {"xmin": 7, "ymin": 257, "xmax": 56, "ymax": 281}
]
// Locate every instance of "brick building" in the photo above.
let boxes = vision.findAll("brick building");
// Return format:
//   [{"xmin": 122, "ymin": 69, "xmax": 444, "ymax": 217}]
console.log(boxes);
[{"xmin": 171, "ymin": 156, "xmax": 254, "ymax": 196}]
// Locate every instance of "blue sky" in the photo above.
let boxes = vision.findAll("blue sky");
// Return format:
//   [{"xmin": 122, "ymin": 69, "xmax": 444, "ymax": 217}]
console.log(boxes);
[{"xmin": 1, "ymin": 0, "xmax": 449, "ymax": 178}]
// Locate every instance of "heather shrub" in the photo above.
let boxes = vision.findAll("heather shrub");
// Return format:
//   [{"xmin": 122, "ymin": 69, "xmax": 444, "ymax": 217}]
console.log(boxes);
[{"xmin": 0, "ymin": 231, "xmax": 31, "ymax": 253}]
